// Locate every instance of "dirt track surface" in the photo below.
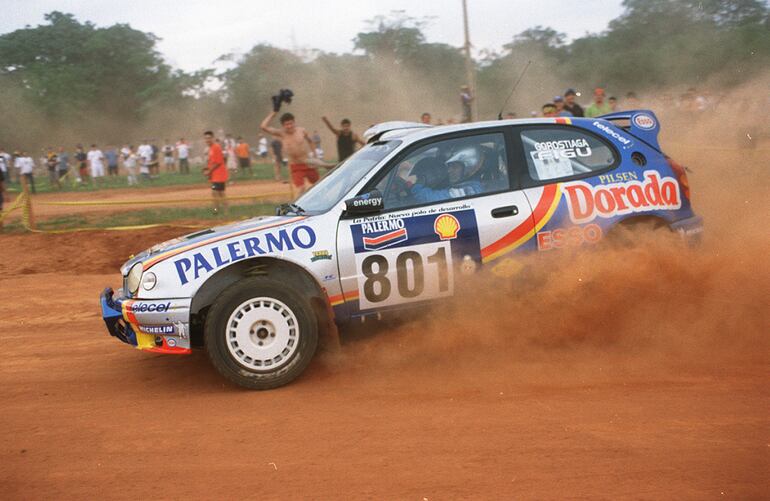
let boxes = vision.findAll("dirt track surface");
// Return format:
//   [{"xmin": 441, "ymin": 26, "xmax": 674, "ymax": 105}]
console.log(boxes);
[
  {"xmin": 3, "ymin": 179, "xmax": 291, "ymax": 219},
  {"xmin": 1, "ymin": 148, "xmax": 769, "ymax": 499}
]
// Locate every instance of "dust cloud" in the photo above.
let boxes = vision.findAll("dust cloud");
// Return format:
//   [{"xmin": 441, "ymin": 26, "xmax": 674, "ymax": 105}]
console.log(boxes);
[{"xmin": 322, "ymin": 93, "xmax": 769, "ymax": 381}]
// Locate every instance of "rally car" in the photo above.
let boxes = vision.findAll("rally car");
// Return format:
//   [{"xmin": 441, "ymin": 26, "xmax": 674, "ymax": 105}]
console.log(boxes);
[{"xmin": 101, "ymin": 110, "xmax": 702, "ymax": 389}]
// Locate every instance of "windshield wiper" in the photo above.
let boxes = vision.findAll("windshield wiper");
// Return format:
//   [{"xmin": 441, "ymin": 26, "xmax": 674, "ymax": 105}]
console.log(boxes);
[{"xmin": 276, "ymin": 203, "xmax": 305, "ymax": 216}]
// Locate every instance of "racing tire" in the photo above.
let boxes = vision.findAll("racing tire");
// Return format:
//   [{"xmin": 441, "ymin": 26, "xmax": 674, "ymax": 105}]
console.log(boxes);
[
  {"xmin": 204, "ymin": 277, "xmax": 319, "ymax": 390},
  {"xmin": 606, "ymin": 218, "xmax": 678, "ymax": 249}
]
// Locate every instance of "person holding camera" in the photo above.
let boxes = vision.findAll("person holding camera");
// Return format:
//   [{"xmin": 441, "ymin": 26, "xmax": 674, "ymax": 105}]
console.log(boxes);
[{"xmin": 260, "ymin": 89, "xmax": 320, "ymax": 196}]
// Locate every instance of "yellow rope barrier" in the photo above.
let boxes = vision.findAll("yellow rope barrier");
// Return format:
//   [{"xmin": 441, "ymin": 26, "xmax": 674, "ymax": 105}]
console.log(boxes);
[
  {"xmin": 25, "ymin": 223, "xmax": 208, "ymax": 234},
  {"xmin": 0, "ymin": 191, "xmax": 28, "ymax": 223},
  {"xmin": 8, "ymin": 189, "xmax": 292, "ymax": 234},
  {"xmin": 35, "ymin": 190, "xmax": 291, "ymax": 206}
]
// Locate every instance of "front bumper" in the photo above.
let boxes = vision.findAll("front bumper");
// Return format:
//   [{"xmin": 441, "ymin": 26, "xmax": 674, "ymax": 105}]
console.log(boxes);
[
  {"xmin": 670, "ymin": 215, "xmax": 704, "ymax": 246},
  {"xmin": 100, "ymin": 287, "xmax": 192, "ymax": 354}
]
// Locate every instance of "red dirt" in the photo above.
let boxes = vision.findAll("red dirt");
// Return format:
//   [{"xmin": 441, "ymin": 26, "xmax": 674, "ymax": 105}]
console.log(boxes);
[{"xmin": 0, "ymin": 147, "xmax": 768, "ymax": 499}]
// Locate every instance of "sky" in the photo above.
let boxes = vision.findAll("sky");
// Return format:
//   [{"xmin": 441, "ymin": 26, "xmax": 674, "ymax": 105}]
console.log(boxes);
[{"xmin": 1, "ymin": 0, "xmax": 626, "ymax": 71}]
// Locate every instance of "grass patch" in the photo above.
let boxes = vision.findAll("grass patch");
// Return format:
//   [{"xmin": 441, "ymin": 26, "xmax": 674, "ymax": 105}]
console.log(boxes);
[
  {"xmin": 2, "ymin": 202, "xmax": 277, "ymax": 233},
  {"xmin": 4, "ymin": 161, "xmax": 279, "ymax": 194}
]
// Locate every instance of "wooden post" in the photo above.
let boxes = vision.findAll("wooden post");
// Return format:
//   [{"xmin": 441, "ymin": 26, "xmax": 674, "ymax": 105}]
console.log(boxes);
[
  {"xmin": 20, "ymin": 174, "xmax": 35, "ymax": 230},
  {"xmin": 462, "ymin": 0, "xmax": 477, "ymax": 121}
]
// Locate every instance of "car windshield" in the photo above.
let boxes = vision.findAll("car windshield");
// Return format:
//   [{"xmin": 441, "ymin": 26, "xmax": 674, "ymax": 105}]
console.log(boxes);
[{"xmin": 291, "ymin": 140, "xmax": 401, "ymax": 213}]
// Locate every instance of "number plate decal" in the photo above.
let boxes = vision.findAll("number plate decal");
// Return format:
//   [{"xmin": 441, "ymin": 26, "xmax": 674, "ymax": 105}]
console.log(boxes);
[
  {"xmin": 355, "ymin": 242, "xmax": 454, "ymax": 309},
  {"xmin": 349, "ymin": 207, "xmax": 480, "ymax": 310}
]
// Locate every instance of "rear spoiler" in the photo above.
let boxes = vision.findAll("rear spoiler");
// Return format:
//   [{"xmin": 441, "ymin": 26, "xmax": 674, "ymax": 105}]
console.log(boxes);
[
  {"xmin": 597, "ymin": 109, "xmax": 661, "ymax": 151},
  {"xmin": 363, "ymin": 121, "xmax": 431, "ymax": 144}
]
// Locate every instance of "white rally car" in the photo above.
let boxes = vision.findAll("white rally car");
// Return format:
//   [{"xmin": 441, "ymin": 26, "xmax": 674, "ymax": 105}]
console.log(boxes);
[{"xmin": 101, "ymin": 112, "xmax": 702, "ymax": 389}]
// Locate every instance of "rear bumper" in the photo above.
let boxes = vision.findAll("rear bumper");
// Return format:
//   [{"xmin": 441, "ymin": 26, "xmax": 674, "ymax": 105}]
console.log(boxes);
[
  {"xmin": 670, "ymin": 215, "xmax": 704, "ymax": 246},
  {"xmin": 100, "ymin": 287, "xmax": 192, "ymax": 354}
]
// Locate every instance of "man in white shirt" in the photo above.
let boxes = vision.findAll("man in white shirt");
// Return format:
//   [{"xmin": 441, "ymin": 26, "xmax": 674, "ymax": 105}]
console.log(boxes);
[
  {"xmin": 0, "ymin": 148, "xmax": 9, "ymax": 179},
  {"xmin": 258, "ymin": 135, "xmax": 268, "ymax": 159},
  {"xmin": 120, "ymin": 144, "xmax": 131, "ymax": 160},
  {"xmin": 87, "ymin": 144, "xmax": 105, "ymax": 187},
  {"xmin": 224, "ymin": 133, "xmax": 237, "ymax": 173},
  {"xmin": 19, "ymin": 151, "xmax": 36, "ymax": 194},
  {"xmin": 13, "ymin": 153, "xmax": 23, "ymax": 184},
  {"xmin": 137, "ymin": 141, "xmax": 153, "ymax": 178},
  {"xmin": 162, "ymin": 140, "xmax": 175, "ymax": 172},
  {"xmin": 175, "ymin": 138, "xmax": 190, "ymax": 174}
]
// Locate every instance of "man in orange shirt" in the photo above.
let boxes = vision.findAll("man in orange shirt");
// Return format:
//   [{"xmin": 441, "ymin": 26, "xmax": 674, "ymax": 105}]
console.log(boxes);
[
  {"xmin": 235, "ymin": 137, "xmax": 252, "ymax": 177},
  {"xmin": 203, "ymin": 131, "xmax": 228, "ymax": 215}
]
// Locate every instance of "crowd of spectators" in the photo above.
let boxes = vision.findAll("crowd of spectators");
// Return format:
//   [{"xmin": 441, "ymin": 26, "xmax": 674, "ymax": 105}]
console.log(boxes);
[
  {"xmin": 0, "ymin": 84, "xmax": 734, "ymax": 206},
  {"xmin": 0, "ymin": 134, "xmax": 283, "ymax": 195}
]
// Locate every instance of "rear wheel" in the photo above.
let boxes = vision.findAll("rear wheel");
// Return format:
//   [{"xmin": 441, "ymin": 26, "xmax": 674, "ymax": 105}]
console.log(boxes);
[
  {"xmin": 204, "ymin": 277, "xmax": 319, "ymax": 390},
  {"xmin": 606, "ymin": 218, "xmax": 678, "ymax": 248}
]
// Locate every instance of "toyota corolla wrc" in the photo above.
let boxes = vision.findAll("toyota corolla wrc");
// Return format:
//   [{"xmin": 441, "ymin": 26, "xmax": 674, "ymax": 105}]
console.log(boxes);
[{"xmin": 101, "ymin": 110, "xmax": 702, "ymax": 390}]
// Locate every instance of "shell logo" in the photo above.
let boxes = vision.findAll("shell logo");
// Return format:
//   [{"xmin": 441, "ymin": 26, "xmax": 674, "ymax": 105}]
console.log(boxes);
[{"xmin": 434, "ymin": 213, "xmax": 461, "ymax": 240}]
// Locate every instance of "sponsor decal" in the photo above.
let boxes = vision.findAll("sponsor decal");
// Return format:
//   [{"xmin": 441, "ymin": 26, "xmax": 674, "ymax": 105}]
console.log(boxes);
[
  {"xmin": 633, "ymin": 113, "xmax": 656, "ymax": 130},
  {"xmin": 173, "ymin": 225, "xmax": 316, "ymax": 285},
  {"xmin": 130, "ymin": 302, "xmax": 171, "ymax": 313},
  {"xmin": 323, "ymin": 274, "xmax": 337, "ymax": 281},
  {"xmin": 166, "ymin": 337, "xmax": 177, "ymax": 348},
  {"xmin": 361, "ymin": 218, "xmax": 408, "ymax": 251},
  {"xmin": 350, "ymin": 208, "xmax": 480, "ymax": 265},
  {"xmin": 351, "ymin": 194, "xmax": 383, "ymax": 208},
  {"xmin": 311, "ymin": 250, "xmax": 332, "ymax": 262},
  {"xmin": 531, "ymin": 138, "xmax": 592, "ymax": 161},
  {"xmin": 592, "ymin": 121, "xmax": 632, "ymax": 146},
  {"xmin": 537, "ymin": 224, "xmax": 603, "ymax": 251},
  {"xmin": 598, "ymin": 171, "xmax": 638, "ymax": 184},
  {"xmin": 434, "ymin": 213, "xmax": 461, "ymax": 240},
  {"xmin": 139, "ymin": 324, "xmax": 175, "ymax": 335},
  {"xmin": 564, "ymin": 171, "xmax": 681, "ymax": 224},
  {"xmin": 174, "ymin": 321, "xmax": 188, "ymax": 339}
]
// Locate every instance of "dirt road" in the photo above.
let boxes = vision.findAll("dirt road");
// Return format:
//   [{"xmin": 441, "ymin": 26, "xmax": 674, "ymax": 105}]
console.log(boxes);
[
  {"xmin": 1, "ymin": 149, "xmax": 768, "ymax": 499},
  {"xmin": 2, "ymin": 179, "xmax": 291, "ymax": 220}
]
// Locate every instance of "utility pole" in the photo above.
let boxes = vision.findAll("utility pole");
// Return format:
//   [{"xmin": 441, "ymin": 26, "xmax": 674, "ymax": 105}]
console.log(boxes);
[{"xmin": 462, "ymin": 0, "xmax": 477, "ymax": 121}]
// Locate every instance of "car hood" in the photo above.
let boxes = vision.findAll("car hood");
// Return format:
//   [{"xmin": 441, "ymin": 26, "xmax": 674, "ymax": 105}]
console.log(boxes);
[{"xmin": 120, "ymin": 215, "xmax": 302, "ymax": 275}]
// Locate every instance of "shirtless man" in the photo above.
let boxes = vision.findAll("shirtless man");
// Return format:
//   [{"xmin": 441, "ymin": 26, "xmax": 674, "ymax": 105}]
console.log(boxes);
[{"xmin": 261, "ymin": 110, "xmax": 319, "ymax": 196}]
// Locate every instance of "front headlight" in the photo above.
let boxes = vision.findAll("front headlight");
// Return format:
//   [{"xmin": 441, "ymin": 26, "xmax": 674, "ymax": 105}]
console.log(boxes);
[
  {"xmin": 142, "ymin": 272, "xmax": 157, "ymax": 291},
  {"xmin": 127, "ymin": 262, "xmax": 143, "ymax": 295}
]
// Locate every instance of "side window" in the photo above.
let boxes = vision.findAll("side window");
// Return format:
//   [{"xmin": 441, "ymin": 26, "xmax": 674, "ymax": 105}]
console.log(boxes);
[
  {"xmin": 520, "ymin": 127, "xmax": 617, "ymax": 182},
  {"xmin": 374, "ymin": 132, "xmax": 510, "ymax": 211}
]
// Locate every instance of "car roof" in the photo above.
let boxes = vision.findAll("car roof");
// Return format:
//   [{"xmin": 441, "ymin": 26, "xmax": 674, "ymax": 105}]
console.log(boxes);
[{"xmin": 373, "ymin": 117, "xmax": 595, "ymax": 145}]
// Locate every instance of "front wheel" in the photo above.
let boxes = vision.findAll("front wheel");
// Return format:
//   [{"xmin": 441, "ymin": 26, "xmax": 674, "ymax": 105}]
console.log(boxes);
[{"xmin": 204, "ymin": 277, "xmax": 319, "ymax": 390}]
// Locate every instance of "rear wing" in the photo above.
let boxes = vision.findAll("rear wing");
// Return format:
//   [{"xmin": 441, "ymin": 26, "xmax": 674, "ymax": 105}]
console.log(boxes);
[
  {"xmin": 363, "ymin": 121, "xmax": 431, "ymax": 144},
  {"xmin": 597, "ymin": 109, "xmax": 662, "ymax": 151}
]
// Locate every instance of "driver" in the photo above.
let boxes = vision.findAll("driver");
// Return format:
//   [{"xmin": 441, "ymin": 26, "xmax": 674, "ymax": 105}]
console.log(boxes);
[{"xmin": 398, "ymin": 147, "xmax": 486, "ymax": 203}]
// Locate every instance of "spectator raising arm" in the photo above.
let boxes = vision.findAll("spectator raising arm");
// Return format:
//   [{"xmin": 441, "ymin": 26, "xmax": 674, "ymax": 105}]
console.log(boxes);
[
  {"xmin": 260, "ymin": 111, "xmax": 283, "ymax": 137},
  {"xmin": 321, "ymin": 116, "xmax": 340, "ymax": 136}
]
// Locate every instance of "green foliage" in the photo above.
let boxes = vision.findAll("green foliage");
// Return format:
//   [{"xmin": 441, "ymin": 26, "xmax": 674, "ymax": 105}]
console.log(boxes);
[
  {"xmin": 0, "ymin": 11, "xmax": 181, "ymax": 119},
  {"xmin": 0, "ymin": 3, "xmax": 766, "ymax": 146}
]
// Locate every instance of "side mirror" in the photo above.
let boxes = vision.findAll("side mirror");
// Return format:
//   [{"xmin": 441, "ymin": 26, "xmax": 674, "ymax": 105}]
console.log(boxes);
[{"xmin": 344, "ymin": 190, "xmax": 383, "ymax": 215}]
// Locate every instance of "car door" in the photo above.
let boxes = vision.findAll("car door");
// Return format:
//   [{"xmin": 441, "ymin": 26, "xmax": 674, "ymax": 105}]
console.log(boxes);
[
  {"xmin": 512, "ymin": 123, "xmax": 622, "ymax": 251},
  {"xmin": 335, "ymin": 128, "xmax": 535, "ymax": 318}
]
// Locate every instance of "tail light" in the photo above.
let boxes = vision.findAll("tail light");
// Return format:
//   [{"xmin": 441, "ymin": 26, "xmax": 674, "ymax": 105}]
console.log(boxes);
[{"xmin": 666, "ymin": 157, "xmax": 690, "ymax": 201}]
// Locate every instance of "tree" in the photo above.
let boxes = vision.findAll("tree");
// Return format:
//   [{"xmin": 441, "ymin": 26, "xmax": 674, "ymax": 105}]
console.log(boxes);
[
  {"xmin": 0, "ymin": 11, "xmax": 182, "ymax": 120},
  {"xmin": 353, "ymin": 11, "xmax": 429, "ymax": 63}
]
